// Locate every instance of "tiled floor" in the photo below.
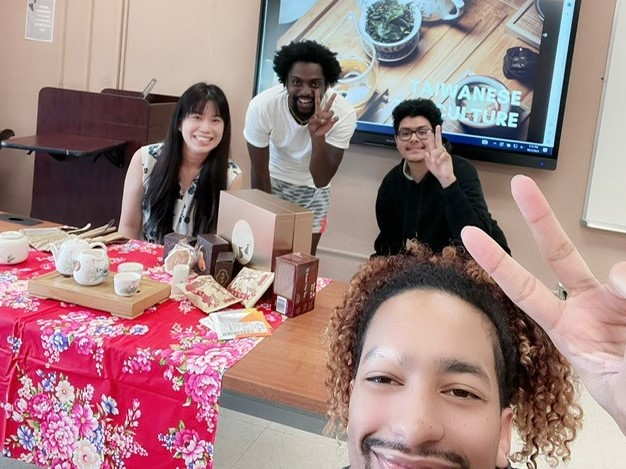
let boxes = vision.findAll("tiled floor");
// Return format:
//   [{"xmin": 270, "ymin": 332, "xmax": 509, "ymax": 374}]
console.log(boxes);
[
  {"xmin": 215, "ymin": 384, "xmax": 626, "ymax": 469},
  {"xmin": 213, "ymin": 407, "xmax": 349, "ymax": 469}
]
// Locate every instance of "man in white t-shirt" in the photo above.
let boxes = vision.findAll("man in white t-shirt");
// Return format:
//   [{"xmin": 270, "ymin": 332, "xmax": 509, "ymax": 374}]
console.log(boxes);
[{"xmin": 244, "ymin": 40, "xmax": 357, "ymax": 254}]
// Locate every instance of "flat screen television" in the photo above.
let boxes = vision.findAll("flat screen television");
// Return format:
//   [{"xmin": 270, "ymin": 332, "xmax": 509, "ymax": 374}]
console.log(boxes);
[{"xmin": 253, "ymin": 0, "xmax": 581, "ymax": 170}]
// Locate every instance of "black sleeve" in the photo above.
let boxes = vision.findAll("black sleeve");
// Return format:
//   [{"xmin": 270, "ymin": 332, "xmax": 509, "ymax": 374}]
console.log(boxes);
[
  {"xmin": 374, "ymin": 171, "xmax": 404, "ymax": 256},
  {"xmin": 440, "ymin": 158, "xmax": 493, "ymax": 239},
  {"xmin": 489, "ymin": 218, "xmax": 511, "ymax": 255},
  {"xmin": 441, "ymin": 157, "xmax": 510, "ymax": 254}
]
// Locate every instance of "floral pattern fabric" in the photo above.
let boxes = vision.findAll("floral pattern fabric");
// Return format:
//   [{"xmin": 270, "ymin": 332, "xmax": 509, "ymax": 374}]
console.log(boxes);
[{"xmin": 0, "ymin": 241, "xmax": 328, "ymax": 468}]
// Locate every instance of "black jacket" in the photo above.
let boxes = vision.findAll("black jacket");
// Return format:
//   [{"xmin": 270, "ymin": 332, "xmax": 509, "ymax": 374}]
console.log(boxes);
[{"xmin": 374, "ymin": 155, "xmax": 510, "ymax": 256}]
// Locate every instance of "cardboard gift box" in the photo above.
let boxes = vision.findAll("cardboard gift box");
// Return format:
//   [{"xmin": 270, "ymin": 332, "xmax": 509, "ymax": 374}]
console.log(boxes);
[
  {"xmin": 217, "ymin": 189, "xmax": 313, "ymax": 271},
  {"xmin": 196, "ymin": 233, "xmax": 230, "ymax": 275},
  {"xmin": 213, "ymin": 251, "xmax": 236, "ymax": 287},
  {"xmin": 273, "ymin": 252, "xmax": 319, "ymax": 317},
  {"xmin": 234, "ymin": 189, "xmax": 313, "ymax": 255}
]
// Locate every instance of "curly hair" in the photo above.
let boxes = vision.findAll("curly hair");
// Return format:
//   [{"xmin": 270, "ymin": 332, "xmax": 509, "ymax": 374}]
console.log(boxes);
[
  {"xmin": 273, "ymin": 40, "xmax": 342, "ymax": 87},
  {"xmin": 325, "ymin": 241, "xmax": 582, "ymax": 469},
  {"xmin": 392, "ymin": 98, "xmax": 444, "ymax": 133}
]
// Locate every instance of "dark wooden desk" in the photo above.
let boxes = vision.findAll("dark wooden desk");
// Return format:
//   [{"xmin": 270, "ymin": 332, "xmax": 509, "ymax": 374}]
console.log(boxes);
[
  {"xmin": 10, "ymin": 87, "xmax": 178, "ymax": 227},
  {"xmin": 222, "ymin": 280, "xmax": 347, "ymax": 427},
  {"xmin": 0, "ymin": 212, "xmax": 57, "ymax": 232},
  {"xmin": 1, "ymin": 133, "xmax": 126, "ymax": 162}
]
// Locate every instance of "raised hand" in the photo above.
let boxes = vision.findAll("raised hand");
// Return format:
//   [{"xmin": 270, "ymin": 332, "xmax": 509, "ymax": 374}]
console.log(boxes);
[
  {"xmin": 461, "ymin": 175, "xmax": 626, "ymax": 436},
  {"xmin": 307, "ymin": 89, "xmax": 339, "ymax": 137},
  {"xmin": 424, "ymin": 125, "xmax": 455, "ymax": 188}
]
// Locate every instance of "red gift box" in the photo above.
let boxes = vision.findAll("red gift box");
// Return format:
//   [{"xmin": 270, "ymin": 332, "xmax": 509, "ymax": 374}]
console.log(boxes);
[{"xmin": 273, "ymin": 252, "xmax": 319, "ymax": 318}]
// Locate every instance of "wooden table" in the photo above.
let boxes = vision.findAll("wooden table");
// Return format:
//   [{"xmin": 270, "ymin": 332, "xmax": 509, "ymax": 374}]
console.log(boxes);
[
  {"xmin": 0, "ymin": 212, "xmax": 57, "ymax": 231},
  {"xmin": 221, "ymin": 280, "xmax": 347, "ymax": 432}
]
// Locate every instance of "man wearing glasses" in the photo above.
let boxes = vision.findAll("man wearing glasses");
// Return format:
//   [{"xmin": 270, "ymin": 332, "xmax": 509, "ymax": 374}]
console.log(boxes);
[{"xmin": 373, "ymin": 98, "xmax": 510, "ymax": 256}]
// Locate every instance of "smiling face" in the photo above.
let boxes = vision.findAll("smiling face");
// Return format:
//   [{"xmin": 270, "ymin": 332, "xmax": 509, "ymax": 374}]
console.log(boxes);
[
  {"xmin": 395, "ymin": 115, "xmax": 434, "ymax": 164},
  {"xmin": 285, "ymin": 61, "xmax": 326, "ymax": 123},
  {"xmin": 178, "ymin": 101, "xmax": 224, "ymax": 159},
  {"xmin": 347, "ymin": 289, "xmax": 513, "ymax": 469}
]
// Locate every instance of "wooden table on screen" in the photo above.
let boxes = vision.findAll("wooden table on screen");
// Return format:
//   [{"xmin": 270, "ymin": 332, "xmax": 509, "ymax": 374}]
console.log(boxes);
[
  {"xmin": 222, "ymin": 280, "xmax": 348, "ymax": 431},
  {"xmin": 279, "ymin": 0, "xmax": 541, "ymax": 135}
]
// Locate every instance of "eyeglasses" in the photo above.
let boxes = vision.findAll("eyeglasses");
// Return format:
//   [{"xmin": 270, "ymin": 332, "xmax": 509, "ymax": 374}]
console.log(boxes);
[{"xmin": 396, "ymin": 127, "xmax": 432, "ymax": 141}]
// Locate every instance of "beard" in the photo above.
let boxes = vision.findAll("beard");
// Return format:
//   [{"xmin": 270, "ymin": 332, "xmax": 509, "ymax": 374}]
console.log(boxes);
[{"xmin": 288, "ymin": 95, "xmax": 315, "ymax": 122}]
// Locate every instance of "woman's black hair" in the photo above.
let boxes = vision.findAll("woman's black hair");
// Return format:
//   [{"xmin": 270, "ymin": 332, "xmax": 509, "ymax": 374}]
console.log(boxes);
[
  {"xmin": 273, "ymin": 40, "xmax": 342, "ymax": 87},
  {"xmin": 142, "ymin": 82, "xmax": 231, "ymax": 243}
]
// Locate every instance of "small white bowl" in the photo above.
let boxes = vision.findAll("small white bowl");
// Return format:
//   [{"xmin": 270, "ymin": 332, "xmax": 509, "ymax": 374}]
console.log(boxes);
[
  {"xmin": 359, "ymin": 2, "xmax": 422, "ymax": 62},
  {"xmin": 454, "ymin": 75, "xmax": 512, "ymax": 130}
]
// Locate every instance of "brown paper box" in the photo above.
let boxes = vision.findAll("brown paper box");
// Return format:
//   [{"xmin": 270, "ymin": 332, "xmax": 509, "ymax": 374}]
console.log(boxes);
[
  {"xmin": 196, "ymin": 233, "xmax": 230, "ymax": 275},
  {"xmin": 234, "ymin": 190, "xmax": 313, "ymax": 255},
  {"xmin": 213, "ymin": 251, "xmax": 236, "ymax": 287},
  {"xmin": 217, "ymin": 190, "xmax": 313, "ymax": 271},
  {"xmin": 273, "ymin": 252, "xmax": 319, "ymax": 318}
]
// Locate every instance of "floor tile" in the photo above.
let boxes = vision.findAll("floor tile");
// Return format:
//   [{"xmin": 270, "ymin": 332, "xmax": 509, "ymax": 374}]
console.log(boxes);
[
  {"xmin": 231, "ymin": 425, "xmax": 349, "ymax": 469},
  {"xmin": 219, "ymin": 407, "xmax": 272, "ymax": 430},
  {"xmin": 213, "ymin": 408, "xmax": 269, "ymax": 468}
]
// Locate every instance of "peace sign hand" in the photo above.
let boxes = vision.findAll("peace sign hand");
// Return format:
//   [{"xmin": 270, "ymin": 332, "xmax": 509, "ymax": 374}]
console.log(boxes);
[
  {"xmin": 424, "ymin": 125, "xmax": 455, "ymax": 188},
  {"xmin": 462, "ymin": 175, "xmax": 626, "ymax": 436},
  {"xmin": 307, "ymin": 90, "xmax": 339, "ymax": 137}
]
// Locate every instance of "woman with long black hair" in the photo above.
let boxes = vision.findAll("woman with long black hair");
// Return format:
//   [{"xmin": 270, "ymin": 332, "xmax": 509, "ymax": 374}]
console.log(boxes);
[{"xmin": 119, "ymin": 82, "xmax": 241, "ymax": 243}]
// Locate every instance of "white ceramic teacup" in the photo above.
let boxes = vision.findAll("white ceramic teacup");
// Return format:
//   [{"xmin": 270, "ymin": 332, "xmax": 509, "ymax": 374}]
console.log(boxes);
[
  {"xmin": 117, "ymin": 262, "xmax": 144, "ymax": 275},
  {"xmin": 114, "ymin": 272, "xmax": 141, "ymax": 297}
]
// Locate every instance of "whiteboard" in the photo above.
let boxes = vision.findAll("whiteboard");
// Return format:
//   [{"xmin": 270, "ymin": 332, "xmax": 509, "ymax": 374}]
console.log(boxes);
[{"xmin": 582, "ymin": 1, "xmax": 626, "ymax": 234}]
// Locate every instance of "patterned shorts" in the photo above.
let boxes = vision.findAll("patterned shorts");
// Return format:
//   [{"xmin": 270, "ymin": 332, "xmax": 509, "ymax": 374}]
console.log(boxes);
[{"xmin": 270, "ymin": 177, "xmax": 330, "ymax": 234}]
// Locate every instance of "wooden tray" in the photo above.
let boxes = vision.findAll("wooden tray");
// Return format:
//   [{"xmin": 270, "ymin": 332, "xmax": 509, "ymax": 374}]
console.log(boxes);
[{"xmin": 28, "ymin": 271, "xmax": 171, "ymax": 319}]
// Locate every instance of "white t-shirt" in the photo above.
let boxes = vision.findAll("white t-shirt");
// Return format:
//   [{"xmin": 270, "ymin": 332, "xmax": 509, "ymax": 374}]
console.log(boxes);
[
  {"xmin": 243, "ymin": 85, "xmax": 357, "ymax": 187},
  {"xmin": 141, "ymin": 143, "xmax": 241, "ymax": 242}
]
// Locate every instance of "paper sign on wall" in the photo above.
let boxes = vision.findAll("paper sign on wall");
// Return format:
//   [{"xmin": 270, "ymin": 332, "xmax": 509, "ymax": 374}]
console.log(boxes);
[{"xmin": 25, "ymin": 0, "xmax": 55, "ymax": 42}]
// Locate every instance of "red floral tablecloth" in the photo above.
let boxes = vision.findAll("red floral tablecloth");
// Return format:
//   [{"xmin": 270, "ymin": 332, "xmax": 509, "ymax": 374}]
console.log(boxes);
[{"xmin": 0, "ymin": 241, "xmax": 331, "ymax": 468}]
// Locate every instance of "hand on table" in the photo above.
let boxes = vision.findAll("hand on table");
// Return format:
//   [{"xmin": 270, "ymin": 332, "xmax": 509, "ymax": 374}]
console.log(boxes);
[{"xmin": 461, "ymin": 174, "xmax": 626, "ymax": 436}]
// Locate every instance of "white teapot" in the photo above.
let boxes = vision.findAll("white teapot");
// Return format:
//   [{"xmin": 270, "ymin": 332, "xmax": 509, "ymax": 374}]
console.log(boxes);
[
  {"xmin": 50, "ymin": 237, "xmax": 106, "ymax": 275},
  {"xmin": 0, "ymin": 231, "xmax": 29, "ymax": 265},
  {"xmin": 73, "ymin": 248, "xmax": 110, "ymax": 286}
]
